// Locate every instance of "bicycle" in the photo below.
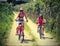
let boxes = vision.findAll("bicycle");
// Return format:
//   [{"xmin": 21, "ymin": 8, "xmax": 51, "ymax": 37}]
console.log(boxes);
[
  {"xmin": 16, "ymin": 20, "xmax": 24, "ymax": 43},
  {"xmin": 37, "ymin": 25, "xmax": 44, "ymax": 39}
]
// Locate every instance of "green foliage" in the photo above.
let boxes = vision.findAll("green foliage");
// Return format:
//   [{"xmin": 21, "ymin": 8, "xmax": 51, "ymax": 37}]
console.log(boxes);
[
  {"xmin": 22, "ymin": 0, "xmax": 33, "ymax": 2},
  {"xmin": 14, "ymin": 0, "xmax": 60, "ymax": 42},
  {"xmin": 43, "ymin": 0, "xmax": 60, "ymax": 42},
  {"xmin": 0, "ymin": 2, "xmax": 14, "ymax": 46}
]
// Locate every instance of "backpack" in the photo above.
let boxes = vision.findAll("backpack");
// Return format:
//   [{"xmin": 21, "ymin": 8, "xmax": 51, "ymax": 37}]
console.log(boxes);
[{"xmin": 43, "ymin": 18, "xmax": 46, "ymax": 24}]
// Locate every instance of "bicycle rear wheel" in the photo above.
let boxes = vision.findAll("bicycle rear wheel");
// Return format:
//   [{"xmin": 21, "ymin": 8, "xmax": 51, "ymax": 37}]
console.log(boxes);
[
  {"xmin": 39, "ymin": 26, "xmax": 42, "ymax": 39},
  {"xmin": 20, "ymin": 31, "xmax": 24, "ymax": 43}
]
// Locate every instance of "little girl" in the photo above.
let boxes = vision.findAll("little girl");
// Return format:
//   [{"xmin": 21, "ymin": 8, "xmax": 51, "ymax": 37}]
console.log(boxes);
[{"xmin": 16, "ymin": 23, "xmax": 24, "ymax": 36}]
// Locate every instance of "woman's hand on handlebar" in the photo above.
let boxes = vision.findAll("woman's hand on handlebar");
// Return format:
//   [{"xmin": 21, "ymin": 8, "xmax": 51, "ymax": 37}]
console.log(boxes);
[
  {"xmin": 26, "ymin": 20, "xmax": 28, "ymax": 22},
  {"xmin": 15, "ymin": 19, "xmax": 17, "ymax": 21}
]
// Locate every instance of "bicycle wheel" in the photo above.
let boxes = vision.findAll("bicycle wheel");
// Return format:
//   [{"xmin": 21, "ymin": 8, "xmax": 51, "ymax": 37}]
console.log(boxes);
[
  {"xmin": 39, "ymin": 26, "xmax": 42, "ymax": 39},
  {"xmin": 20, "ymin": 31, "xmax": 24, "ymax": 43}
]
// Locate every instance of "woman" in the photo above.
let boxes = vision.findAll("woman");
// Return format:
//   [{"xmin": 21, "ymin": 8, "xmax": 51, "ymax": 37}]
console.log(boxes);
[{"xmin": 15, "ymin": 7, "xmax": 28, "ymax": 42}]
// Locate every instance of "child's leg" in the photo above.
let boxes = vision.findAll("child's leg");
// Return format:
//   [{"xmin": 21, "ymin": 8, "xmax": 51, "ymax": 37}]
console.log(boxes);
[
  {"xmin": 20, "ymin": 31, "xmax": 21, "ymax": 35},
  {"xmin": 22, "ymin": 31, "xmax": 24, "ymax": 36},
  {"xmin": 42, "ymin": 25, "xmax": 44, "ymax": 35},
  {"xmin": 18, "ymin": 31, "xmax": 21, "ymax": 40},
  {"xmin": 37, "ymin": 24, "xmax": 40, "ymax": 32},
  {"xmin": 42, "ymin": 26, "xmax": 44, "ymax": 32},
  {"xmin": 22, "ymin": 23, "xmax": 24, "ymax": 30},
  {"xmin": 16, "ymin": 29, "xmax": 18, "ymax": 35}
]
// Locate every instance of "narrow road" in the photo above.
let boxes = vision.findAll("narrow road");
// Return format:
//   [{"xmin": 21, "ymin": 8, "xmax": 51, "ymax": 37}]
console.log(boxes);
[{"xmin": 6, "ymin": 12, "xmax": 59, "ymax": 46}]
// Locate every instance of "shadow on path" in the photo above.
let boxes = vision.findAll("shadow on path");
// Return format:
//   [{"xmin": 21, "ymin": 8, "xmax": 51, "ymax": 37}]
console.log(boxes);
[
  {"xmin": 23, "ymin": 39, "xmax": 35, "ymax": 43},
  {"xmin": 42, "ymin": 37, "xmax": 53, "ymax": 39}
]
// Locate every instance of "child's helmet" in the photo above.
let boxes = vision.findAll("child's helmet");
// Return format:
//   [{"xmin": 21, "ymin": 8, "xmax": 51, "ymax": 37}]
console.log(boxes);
[{"xmin": 39, "ymin": 14, "xmax": 43, "ymax": 17}]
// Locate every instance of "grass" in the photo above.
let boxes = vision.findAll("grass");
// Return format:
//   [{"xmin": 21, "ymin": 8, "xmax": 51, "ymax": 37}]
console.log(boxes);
[
  {"xmin": 24, "ymin": 23, "xmax": 39, "ymax": 46},
  {"xmin": 24, "ymin": 23, "xmax": 35, "ymax": 41}
]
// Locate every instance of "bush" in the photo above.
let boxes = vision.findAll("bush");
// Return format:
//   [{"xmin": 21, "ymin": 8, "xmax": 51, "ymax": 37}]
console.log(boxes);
[{"xmin": 0, "ymin": 2, "xmax": 14, "ymax": 46}]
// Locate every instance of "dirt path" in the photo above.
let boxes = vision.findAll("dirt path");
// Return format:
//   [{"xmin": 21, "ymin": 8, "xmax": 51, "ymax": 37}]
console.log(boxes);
[
  {"xmin": 6, "ymin": 12, "xmax": 59, "ymax": 46},
  {"xmin": 6, "ymin": 12, "xmax": 34, "ymax": 46}
]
